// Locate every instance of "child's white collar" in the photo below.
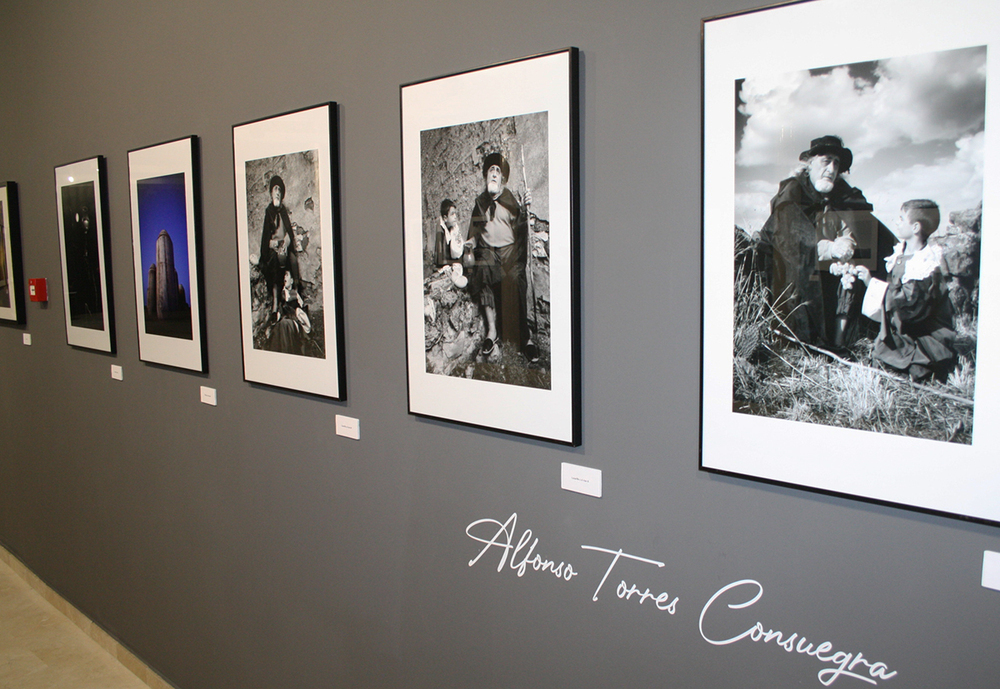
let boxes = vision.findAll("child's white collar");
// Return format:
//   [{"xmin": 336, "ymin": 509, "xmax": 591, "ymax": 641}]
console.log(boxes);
[{"xmin": 885, "ymin": 242, "xmax": 943, "ymax": 283}]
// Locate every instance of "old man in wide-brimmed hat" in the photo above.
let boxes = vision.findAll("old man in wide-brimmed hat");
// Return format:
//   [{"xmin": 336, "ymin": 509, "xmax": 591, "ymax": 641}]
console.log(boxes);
[
  {"xmin": 756, "ymin": 135, "xmax": 893, "ymax": 348},
  {"xmin": 466, "ymin": 152, "xmax": 538, "ymax": 361}
]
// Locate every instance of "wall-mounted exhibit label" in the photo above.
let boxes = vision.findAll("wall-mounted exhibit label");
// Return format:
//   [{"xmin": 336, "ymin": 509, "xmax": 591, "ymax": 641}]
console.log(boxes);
[
  {"xmin": 199, "ymin": 386, "xmax": 217, "ymax": 406},
  {"xmin": 465, "ymin": 512, "xmax": 897, "ymax": 686},
  {"xmin": 982, "ymin": 550, "xmax": 1000, "ymax": 591},
  {"xmin": 335, "ymin": 414, "xmax": 360, "ymax": 440},
  {"xmin": 561, "ymin": 462, "xmax": 602, "ymax": 497}
]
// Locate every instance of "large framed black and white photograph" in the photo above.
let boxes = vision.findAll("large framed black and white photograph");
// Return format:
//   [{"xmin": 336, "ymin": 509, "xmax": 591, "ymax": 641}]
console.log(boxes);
[
  {"xmin": 233, "ymin": 103, "xmax": 345, "ymax": 399},
  {"xmin": 0, "ymin": 182, "xmax": 25, "ymax": 324},
  {"xmin": 128, "ymin": 136, "xmax": 205, "ymax": 371},
  {"xmin": 401, "ymin": 48, "xmax": 580, "ymax": 445},
  {"xmin": 55, "ymin": 157, "xmax": 115, "ymax": 352},
  {"xmin": 702, "ymin": 0, "xmax": 1000, "ymax": 522}
]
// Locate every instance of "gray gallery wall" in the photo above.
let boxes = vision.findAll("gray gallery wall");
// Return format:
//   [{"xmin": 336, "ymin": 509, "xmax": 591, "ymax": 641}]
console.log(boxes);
[{"xmin": 1, "ymin": 1, "xmax": 998, "ymax": 688}]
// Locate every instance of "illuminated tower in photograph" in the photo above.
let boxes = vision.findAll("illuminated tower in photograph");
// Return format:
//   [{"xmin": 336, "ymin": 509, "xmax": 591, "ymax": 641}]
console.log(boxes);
[{"xmin": 146, "ymin": 229, "xmax": 186, "ymax": 319}]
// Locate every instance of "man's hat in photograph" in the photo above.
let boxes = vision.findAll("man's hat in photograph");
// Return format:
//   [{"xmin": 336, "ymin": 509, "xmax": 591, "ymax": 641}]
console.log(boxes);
[
  {"xmin": 799, "ymin": 135, "xmax": 853, "ymax": 173},
  {"xmin": 482, "ymin": 152, "xmax": 511, "ymax": 181},
  {"xmin": 268, "ymin": 174, "xmax": 286, "ymax": 198}
]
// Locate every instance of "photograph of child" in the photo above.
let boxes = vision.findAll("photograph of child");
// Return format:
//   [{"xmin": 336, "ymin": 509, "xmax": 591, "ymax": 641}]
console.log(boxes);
[{"xmin": 848, "ymin": 200, "xmax": 957, "ymax": 382}]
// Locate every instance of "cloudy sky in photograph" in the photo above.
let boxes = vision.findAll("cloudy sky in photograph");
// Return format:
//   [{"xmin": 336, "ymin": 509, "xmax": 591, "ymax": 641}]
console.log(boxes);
[{"xmin": 735, "ymin": 45, "xmax": 986, "ymax": 235}]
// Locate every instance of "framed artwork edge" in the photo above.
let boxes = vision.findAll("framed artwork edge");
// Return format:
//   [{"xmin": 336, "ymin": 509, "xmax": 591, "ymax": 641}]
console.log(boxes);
[
  {"xmin": 0, "ymin": 182, "xmax": 26, "ymax": 325},
  {"xmin": 401, "ymin": 47, "xmax": 581, "ymax": 446},
  {"xmin": 232, "ymin": 102, "xmax": 346, "ymax": 401},
  {"xmin": 699, "ymin": 461, "xmax": 1000, "ymax": 528},
  {"xmin": 699, "ymin": 0, "xmax": 1000, "ymax": 523},
  {"xmin": 54, "ymin": 155, "xmax": 116, "ymax": 353},
  {"xmin": 127, "ymin": 135, "xmax": 206, "ymax": 372},
  {"xmin": 399, "ymin": 46, "xmax": 580, "ymax": 90}
]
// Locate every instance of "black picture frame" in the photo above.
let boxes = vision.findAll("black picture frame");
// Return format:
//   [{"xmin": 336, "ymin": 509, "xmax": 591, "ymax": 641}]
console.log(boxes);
[
  {"xmin": 55, "ymin": 156, "xmax": 115, "ymax": 352},
  {"xmin": 128, "ymin": 136, "xmax": 206, "ymax": 372},
  {"xmin": 701, "ymin": 0, "xmax": 1000, "ymax": 523},
  {"xmin": 0, "ymin": 182, "xmax": 26, "ymax": 324},
  {"xmin": 232, "ymin": 103, "xmax": 346, "ymax": 400},
  {"xmin": 401, "ymin": 48, "xmax": 581, "ymax": 445}
]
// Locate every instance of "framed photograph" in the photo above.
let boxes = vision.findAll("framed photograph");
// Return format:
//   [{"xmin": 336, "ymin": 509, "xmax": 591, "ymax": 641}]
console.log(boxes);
[
  {"xmin": 0, "ymin": 182, "xmax": 25, "ymax": 324},
  {"xmin": 128, "ymin": 136, "xmax": 205, "ymax": 371},
  {"xmin": 401, "ymin": 48, "xmax": 580, "ymax": 446},
  {"xmin": 55, "ymin": 156, "xmax": 115, "ymax": 352},
  {"xmin": 233, "ymin": 103, "xmax": 345, "ymax": 399},
  {"xmin": 702, "ymin": 0, "xmax": 1000, "ymax": 522}
]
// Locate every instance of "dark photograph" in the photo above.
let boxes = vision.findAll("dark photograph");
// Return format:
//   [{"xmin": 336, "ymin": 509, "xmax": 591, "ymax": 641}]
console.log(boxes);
[
  {"xmin": 137, "ymin": 172, "xmax": 192, "ymax": 339},
  {"xmin": 245, "ymin": 150, "xmax": 325, "ymax": 359},
  {"xmin": 0, "ymin": 200, "xmax": 8, "ymax": 309},
  {"xmin": 0, "ymin": 182, "xmax": 24, "ymax": 324},
  {"xmin": 60, "ymin": 181, "xmax": 104, "ymax": 331},
  {"xmin": 420, "ymin": 111, "xmax": 551, "ymax": 390},
  {"xmin": 732, "ymin": 46, "xmax": 985, "ymax": 444}
]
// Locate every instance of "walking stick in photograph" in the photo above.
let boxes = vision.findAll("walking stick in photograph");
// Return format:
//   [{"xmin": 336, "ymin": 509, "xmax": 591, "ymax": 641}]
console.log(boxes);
[{"xmin": 520, "ymin": 143, "xmax": 540, "ymax": 362}]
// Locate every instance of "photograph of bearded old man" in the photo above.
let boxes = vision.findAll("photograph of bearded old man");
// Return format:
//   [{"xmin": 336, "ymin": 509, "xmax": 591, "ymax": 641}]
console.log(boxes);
[
  {"xmin": 732, "ymin": 45, "xmax": 984, "ymax": 444},
  {"xmin": 419, "ymin": 112, "xmax": 551, "ymax": 391}
]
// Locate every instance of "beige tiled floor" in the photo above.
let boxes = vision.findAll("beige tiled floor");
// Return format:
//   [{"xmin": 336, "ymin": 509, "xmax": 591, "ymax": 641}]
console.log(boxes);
[{"xmin": 0, "ymin": 556, "xmax": 153, "ymax": 689}]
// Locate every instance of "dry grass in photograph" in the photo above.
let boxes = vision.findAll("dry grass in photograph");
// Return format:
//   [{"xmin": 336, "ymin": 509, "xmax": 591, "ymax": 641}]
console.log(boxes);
[
  {"xmin": 470, "ymin": 342, "xmax": 551, "ymax": 390},
  {"xmin": 732, "ymin": 232, "xmax": 976, "ymax": 445}
]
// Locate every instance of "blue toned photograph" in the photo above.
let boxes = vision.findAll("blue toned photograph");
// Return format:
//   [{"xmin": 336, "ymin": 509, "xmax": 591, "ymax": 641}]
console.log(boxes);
[{"xmin": 137, "ymin": 172, "xmax": 192, "ymax": 339}]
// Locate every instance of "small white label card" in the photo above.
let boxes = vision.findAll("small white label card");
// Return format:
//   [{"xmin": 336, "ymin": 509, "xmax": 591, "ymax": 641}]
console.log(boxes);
[
  {"xmin": 983, "ymin": 551, "xmax": 1000, "ymax": 592},
  {"xmin": 336, "ymin": 414, "xmax": 360, "ymax": 440},
  {"xmin": 200, "ymin": 386, "xmax": 217, "ymax": 406},
  {"xmin": 561, "ymin": 462, "xmax": 602, "ymax": 498}
]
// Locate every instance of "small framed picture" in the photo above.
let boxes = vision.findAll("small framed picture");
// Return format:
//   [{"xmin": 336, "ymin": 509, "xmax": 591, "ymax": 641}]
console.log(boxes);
[
  {"xmin": 0, "ymin": 182, "xmax": 25, "ymax": 324},
  {"xmin": 702, "ymin": 0, "xmax": 1000, "ymax": 522},
  {"xmin": 55, "ymin": 156, "xmax": 115, "ymax": 352},
  {"xmin": 233, "ymin": 103, "xmax": 345, "ymax": 399},
  {"xmin": 401, "ymin": 48, "xmax": 580, "ymax": 445},
  {"xmin": 128, "ymin": 136, "xmax": 205, "ymax": 371}
]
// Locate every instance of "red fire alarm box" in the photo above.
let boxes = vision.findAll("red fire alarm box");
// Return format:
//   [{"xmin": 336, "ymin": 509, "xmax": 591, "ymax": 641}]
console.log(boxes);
[{"xmin": 28, "ymin": 278, "xmax": 47, "ymax": 302}]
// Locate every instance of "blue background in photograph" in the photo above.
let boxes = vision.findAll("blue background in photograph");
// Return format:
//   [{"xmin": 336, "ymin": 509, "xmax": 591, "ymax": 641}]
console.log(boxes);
[{"xmin": 137, "ymin": 172, "xmax": 189, "ymax": 308}]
